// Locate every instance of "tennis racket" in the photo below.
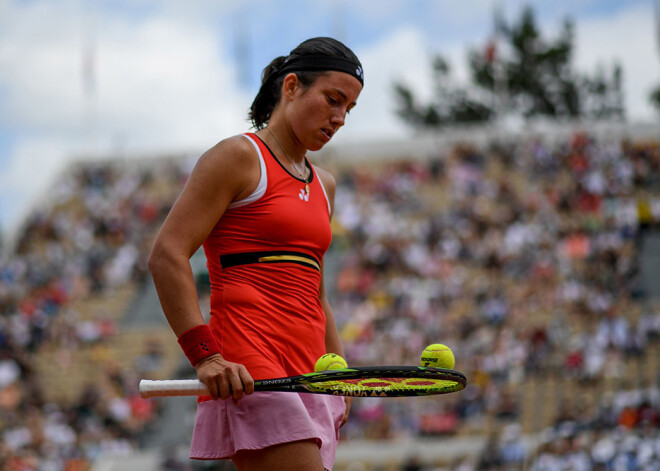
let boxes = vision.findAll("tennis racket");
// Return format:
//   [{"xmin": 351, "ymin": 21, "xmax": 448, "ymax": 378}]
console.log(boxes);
[{"xmin": 139, "ymin": 366, "xmax": 466, "ymax": 398}]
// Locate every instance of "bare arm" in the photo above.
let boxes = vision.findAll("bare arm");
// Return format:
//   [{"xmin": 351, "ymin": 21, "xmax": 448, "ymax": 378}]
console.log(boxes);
[
  {"xmin": 148, "ymin": 136, "xmax": 258, "ymax": 400},
  {"xmin": 316, "ymin": 166, "xmax": 352, "ymax": 425},
  {"xmin": 314, "ymin": 166, "xmax": 342, "ymax": 354},
  {"xmin": 320, "ymin": 270, "xmax": 344, "ymax": 356}
]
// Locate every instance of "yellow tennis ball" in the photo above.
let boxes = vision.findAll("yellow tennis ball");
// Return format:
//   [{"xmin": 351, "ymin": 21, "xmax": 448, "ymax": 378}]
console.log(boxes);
[
  {"xmin": 420, "ymin": 344, "xmax": 455, "ymax": 369},
  {"xmin": 314, "ymin": 353, "xmax": 348, "ymax": 372}
]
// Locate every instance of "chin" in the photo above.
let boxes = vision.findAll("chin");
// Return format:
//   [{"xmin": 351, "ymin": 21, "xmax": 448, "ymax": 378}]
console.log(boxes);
[
  {"xmin": 301, "ymin": 129, "xmax": 332, "ymax": 151},
  {"xmin": 305, "ymin": 138, "xmax": 327, "ymax": 152},
  {"xmin": 308, "ymin": 143, "xmax": 325, "ymax": 152}
]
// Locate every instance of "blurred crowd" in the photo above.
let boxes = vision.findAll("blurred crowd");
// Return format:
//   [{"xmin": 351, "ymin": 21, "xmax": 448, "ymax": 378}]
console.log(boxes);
[
  {"xmin": 445, "ymin": 386, "xmax": 660, "ymax": 471},
  {"xmin": 329, "ymin": 133, "xmax": 660, "ymax": 444},
  {"xmin": 1, "ymin": 131, "xmax": 660, "ymax": 470},
  {"xmin": 0, "ymin": 159, "xmax": 190, "ymax": 470},
  {"xmin": 525, "ymin": 386, "xmax": 660, "ymax": 471}
]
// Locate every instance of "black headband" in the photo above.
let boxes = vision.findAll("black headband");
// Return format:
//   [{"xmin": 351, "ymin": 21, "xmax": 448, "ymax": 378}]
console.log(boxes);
[{"xmin": 270, "ymin": 54, "xmax": 364, "ymax": 86}]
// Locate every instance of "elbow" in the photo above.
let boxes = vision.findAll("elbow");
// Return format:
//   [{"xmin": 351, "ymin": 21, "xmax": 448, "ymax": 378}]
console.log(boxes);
[
  {"xmin": 148, "ymin": 240, "xmax": 174, "ymax": 276},
  {"xmin": 148, "ymin": 234, "xmax": 195, "ymax": 279},
  {"xmin": 147, "ymin": 245, "xmax": 162, "ymax": 276}
]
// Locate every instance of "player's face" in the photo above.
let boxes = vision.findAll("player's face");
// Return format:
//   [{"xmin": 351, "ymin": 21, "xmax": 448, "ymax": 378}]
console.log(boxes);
[{"xmin": 286, "ymin": 71, "xmax": 362, "ymax": 151}]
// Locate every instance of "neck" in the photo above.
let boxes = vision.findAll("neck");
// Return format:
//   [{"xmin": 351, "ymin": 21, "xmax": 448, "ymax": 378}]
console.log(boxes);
[
  {"xmin": 263, "ymin": 125, "xmax": 305, "ymax": 162},
  {"xmin": 263, "ymin": 127, "xmax": 309, "ymax": 180}
]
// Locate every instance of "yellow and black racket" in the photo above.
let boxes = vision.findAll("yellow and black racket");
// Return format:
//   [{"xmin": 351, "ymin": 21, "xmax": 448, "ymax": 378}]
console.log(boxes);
[{"xmin": 139, "ymin": 366, "xmax": 466, "ymax": 398}]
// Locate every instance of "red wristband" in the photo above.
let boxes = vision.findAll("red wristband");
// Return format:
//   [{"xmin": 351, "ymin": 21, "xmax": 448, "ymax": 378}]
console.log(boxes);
[{"xmin": 177, "ymin": 325, "xmax": 221, "ymax": 367}]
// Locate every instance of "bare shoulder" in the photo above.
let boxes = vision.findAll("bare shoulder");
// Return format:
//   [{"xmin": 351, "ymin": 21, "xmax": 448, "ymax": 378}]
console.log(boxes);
[
  {"xmin": 185, "ymin": 134, "xmax": 260, "ymax": 205},
  {"xmin": 313, "ymin": 165, "xmax": 337, "ymax": 217},
  {"xmin": 198, "ymin": 134, "xmax": 257, "ymax": 170},
  {"xmin": 313, "ymin": 165, "xmax": 336, "ymax": 193}
]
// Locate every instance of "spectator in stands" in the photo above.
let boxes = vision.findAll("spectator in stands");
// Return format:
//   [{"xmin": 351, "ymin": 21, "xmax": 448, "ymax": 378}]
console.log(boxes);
[{"xmin": 401, "ymin": 454, "xmax": 426, "ymax": 471}]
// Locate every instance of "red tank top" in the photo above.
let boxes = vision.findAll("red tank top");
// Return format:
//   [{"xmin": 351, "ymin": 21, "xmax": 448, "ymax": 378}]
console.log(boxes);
[{"xmin": 203, "ymin": 133, "xmax": 332, "ymax": 380}]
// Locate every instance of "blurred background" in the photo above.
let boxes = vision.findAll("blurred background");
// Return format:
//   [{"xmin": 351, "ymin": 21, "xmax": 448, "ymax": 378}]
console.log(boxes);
[{"xmin": 1, "ymin": 0, "xmax": 660, "ymax": 470}]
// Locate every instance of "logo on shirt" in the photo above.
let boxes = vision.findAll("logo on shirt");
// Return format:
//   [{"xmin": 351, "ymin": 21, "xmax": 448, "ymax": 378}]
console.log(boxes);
[{"xmin": 299, "ymin": 189, "xmax": 309, "ymax": 202}]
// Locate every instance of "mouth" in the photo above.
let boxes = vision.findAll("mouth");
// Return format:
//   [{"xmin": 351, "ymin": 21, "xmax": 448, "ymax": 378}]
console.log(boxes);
[{"xmin": 321, "ymin": 128, "xmax": 334, "ymax": 141}]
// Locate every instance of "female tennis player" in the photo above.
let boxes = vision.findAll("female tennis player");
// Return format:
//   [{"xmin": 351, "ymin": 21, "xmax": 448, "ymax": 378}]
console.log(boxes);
[{"xmin": 148, "ymin": 37, "xmax": 363, "ymax": 470}]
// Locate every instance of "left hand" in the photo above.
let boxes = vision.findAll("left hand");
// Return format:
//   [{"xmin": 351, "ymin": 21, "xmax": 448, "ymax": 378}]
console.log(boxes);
[{"xmin": 340, "ymin": 397, "xmax": 352, "ymax": 428}]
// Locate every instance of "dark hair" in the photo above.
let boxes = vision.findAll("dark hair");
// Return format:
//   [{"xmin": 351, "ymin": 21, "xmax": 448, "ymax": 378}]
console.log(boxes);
[{"xmin": 249, "ymin": 37, "xmax": 362, "ymax": 130}]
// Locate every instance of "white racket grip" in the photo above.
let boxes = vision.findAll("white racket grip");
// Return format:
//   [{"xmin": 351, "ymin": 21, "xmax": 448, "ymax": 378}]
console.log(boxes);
[{"xmin": 139, "ymin": 379, "xmax": 208, "ymax": 398}]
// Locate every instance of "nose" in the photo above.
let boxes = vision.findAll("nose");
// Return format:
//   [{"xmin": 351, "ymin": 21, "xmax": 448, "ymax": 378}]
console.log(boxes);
[{"xmin": 330, "ymin": 109, "xmax": 346, "ymax": 128}]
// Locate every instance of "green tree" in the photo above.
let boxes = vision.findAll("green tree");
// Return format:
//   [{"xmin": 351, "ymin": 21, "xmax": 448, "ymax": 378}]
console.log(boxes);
[
  {"xmin": 393, "ymin": 56, "xmax": 493, "ymax": 127},
  {"xmin": 395, "ymin": 6, "xmax": 625, "ymax": 129},
  {"xmin": 652, "ymin": 0, "xmax": 660, "ymax": 114},
  {"xmin": 651, "ymin": 86, "xmax": 660, "ymax": 114}
]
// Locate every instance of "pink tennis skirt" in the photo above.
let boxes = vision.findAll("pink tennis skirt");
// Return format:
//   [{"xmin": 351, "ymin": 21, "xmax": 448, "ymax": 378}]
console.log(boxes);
[{"xmin": 190, "ymin": 391, "xmax": 346, "ymax": 470}]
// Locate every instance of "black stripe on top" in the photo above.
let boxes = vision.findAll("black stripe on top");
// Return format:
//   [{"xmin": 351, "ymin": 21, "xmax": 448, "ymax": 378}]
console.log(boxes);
[
  {"xmin": 220, "ymin": 250, "xmax": 321, "ymax": 272},
  {"xmin": 255, "ymin": 135, "xmax": 314, "ymax": 184}
]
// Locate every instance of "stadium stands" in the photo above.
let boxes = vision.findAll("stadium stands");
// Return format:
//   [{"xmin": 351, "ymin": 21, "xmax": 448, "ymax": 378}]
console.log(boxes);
[{"xmin": 1, "ymin": 124, "xmax": 659, "ymax": 470}]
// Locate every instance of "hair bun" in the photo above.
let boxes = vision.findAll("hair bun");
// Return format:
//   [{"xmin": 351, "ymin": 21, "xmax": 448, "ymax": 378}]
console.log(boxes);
[{"xmin": 262, "ymin": 56, "xmax": 288, "ymax": 84}]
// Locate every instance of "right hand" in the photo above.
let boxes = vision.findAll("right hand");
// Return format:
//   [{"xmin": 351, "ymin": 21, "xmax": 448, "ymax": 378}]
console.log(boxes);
[{"xmin": 195, "ymin": 354, "xmax": 254, "ymax": 401}]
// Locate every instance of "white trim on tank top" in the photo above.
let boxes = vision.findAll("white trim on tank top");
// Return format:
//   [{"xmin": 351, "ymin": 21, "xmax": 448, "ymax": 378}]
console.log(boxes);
[
  {"xmin": 228, "ymin": 134, "xmax": 268, "ymax": 209},
  {"xmin": 230, "ymin": 133, "xmax": 331, "ymax": 215},
  {"xmin": 317, "ymin": 173, "xmax": 331, "ymax": 215}
]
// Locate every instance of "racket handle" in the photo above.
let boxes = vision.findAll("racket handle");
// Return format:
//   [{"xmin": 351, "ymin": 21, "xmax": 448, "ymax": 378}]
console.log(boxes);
[{"xmin": 139, "ymin": 379, "xmax": 207, "ymax": 398}]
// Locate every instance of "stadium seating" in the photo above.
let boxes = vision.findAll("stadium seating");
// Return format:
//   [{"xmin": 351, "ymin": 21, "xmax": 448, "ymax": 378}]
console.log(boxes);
[{"xmin": 1, "ymin": 129, "xmax": 659, "ymax": 470}]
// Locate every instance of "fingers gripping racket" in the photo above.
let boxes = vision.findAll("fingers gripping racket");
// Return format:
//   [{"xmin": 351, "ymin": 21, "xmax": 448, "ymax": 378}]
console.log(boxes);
[{"xmin": 139, "ymin": 366, "xmax": 466, "ymax": 398}]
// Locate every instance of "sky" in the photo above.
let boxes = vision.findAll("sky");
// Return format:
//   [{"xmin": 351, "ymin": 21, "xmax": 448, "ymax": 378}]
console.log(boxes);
[{"xmin": 0, "ymin": 0, "xmax": 659, "ymax": 238}]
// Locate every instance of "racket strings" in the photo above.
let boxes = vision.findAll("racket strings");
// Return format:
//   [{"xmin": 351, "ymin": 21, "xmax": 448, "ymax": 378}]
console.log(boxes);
[{"xmin": 308, "ymin": 377, "xmax": 460, "ymax": 393}]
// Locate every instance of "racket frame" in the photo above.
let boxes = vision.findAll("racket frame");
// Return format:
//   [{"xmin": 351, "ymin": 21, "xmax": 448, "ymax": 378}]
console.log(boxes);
[{"xmin": 139, "ymin": 366, "xmax": 466, "ymax": 398}]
